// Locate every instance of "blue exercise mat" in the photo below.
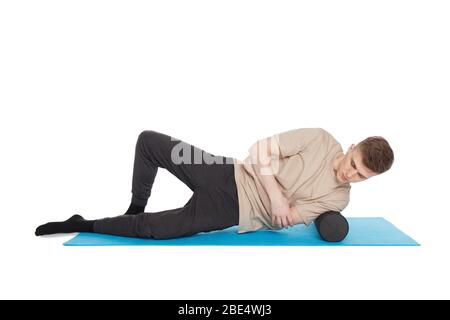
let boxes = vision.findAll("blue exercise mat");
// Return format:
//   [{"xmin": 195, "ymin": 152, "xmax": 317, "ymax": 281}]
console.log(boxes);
[{"xmin": 63, "ymin": 217, "xmax": 419, "ymax": 246}]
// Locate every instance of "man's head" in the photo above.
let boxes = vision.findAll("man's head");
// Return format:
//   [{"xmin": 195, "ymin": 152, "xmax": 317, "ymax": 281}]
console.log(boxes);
[{"xmin": 334, "ymin": 136, "xmax": 394, "ymax": 184}]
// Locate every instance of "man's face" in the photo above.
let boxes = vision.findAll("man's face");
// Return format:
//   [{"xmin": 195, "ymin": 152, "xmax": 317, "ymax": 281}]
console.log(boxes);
[{"xmin": 337, "ymin": 145, "xmax": 378, "ymax": 184}]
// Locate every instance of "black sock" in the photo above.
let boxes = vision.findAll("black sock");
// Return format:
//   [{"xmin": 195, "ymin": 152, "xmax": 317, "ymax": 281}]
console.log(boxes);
[
  {"xmin": 35, "ymin": 214, "xmax": 95, "ymax": 236},
  {"xmin": 124, "ymin": 203, "xmax": 145, "ymax": 215}
]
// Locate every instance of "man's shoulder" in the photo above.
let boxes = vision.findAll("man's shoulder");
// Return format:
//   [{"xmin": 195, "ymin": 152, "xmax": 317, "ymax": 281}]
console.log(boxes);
[
  {"xmin": 325, "ymin": 185, "xmax": 351, "ymax": 210},
  {"xmin": 316, "ymin": 127, "xmax": 335, "ymax": 138},
  {"xmin": 292, "ymin": 127, "xmax": 337, "ymax": 140},
  {"xmin": 277, "ymin": 127, "xmax": 332, "ymax": 140},
  {"xmin": 308, "ymin": 128, "xmax": 340, "ymax": 147}
]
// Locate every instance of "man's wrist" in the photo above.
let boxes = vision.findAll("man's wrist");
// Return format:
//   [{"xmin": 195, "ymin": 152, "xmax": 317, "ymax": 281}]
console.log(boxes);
[{"xmin": 269, "ymin": 191, "xmax": 285, "ymax": 204}]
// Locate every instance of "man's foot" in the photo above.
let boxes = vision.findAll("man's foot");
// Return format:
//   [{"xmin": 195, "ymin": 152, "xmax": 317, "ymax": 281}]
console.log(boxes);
[{"xmin": 35, "ymin": 214, "xmax": 94, "ymax": 236}]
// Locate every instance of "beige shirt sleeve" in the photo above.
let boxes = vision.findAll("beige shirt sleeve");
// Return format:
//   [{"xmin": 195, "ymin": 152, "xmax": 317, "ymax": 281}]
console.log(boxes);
[
  {"xmin": 270, "ymin": 128, "xmax": 324, "ymax": 158},
  {"xmin": 293, "ymin": 197, "xmax": 350, "ymax": 226}
]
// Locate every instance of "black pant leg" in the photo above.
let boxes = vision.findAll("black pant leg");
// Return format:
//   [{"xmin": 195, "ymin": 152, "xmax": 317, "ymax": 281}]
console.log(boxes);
[
  {"xmin": 94, "ymin": 130, "xmax": 240, "ymax": 239},
  {"xmin": 93, "ymin": 203, "xmax": 197, "ymax": 239},
  {"xmin": 94, "ymin": 184, "xmax": 239, "ymax": 240},
  {"xmin": 131, "ymin": 130, "xmax": 235, "ymax": 207}
]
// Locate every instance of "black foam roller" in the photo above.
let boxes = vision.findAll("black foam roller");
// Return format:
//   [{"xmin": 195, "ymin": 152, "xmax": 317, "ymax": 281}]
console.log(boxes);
[{"xmin": 314, "ymin": 211, "xmax": 349, "ymax": 242}]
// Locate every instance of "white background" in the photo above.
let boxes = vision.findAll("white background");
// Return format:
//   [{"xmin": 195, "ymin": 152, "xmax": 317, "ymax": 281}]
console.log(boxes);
[{"xmin": 1, "ymin": 0, "xmax": 449, "ymax": 299}]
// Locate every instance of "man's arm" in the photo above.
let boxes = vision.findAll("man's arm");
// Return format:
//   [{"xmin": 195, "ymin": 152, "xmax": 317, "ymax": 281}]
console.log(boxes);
[
  {"xmin": 248, "ymin": 138, "xmax": 296, "ymax": 227},
  {"xmin": 248, "ymin": 137, "xmax": 283, "ymax": 201}
]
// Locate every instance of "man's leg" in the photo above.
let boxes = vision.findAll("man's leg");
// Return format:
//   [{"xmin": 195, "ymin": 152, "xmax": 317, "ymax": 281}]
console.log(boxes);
[
  {"xmin": 35, "ymin": 130, "xmax": 239, "ymax": 238},
  {"xmin": 36, "ymin": 177, "xmax": 240, "ymax": 239},
  {"xmin": 127, "ymin": 130, "xmax": 234, "ymax": 213},
  {"xmin": 94, "ymin": 187, "xmax": 239, "ymax": 239}
]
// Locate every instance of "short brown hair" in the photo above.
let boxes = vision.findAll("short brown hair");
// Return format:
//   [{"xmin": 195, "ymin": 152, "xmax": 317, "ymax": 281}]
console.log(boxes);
[{"xmin": 356, "ymin": 136, "xmax": 394, "ymax": 174}]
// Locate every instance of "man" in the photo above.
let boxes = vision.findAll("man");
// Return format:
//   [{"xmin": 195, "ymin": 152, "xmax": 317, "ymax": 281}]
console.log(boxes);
[
  {"xmin": 236, "ymin": 128, "xmax": 393, "ymax": 233},
  {"xmin": 35, "ymin": 128, "xmax": 394, "ymax": 239}
]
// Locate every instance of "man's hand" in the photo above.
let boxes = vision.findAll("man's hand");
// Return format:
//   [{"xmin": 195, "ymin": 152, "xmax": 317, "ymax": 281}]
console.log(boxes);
[{"xmin": 270, "ymin": 195, "xmax": 295, "ymax": 228}]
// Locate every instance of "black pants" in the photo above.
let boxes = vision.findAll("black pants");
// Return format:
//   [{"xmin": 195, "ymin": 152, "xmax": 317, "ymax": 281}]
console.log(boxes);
[{"xmin": 93, "ymin": 130, "xmax": 240, "ymax": 239}]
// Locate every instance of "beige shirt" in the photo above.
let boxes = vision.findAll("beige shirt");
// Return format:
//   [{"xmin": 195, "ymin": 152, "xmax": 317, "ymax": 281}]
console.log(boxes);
[{"xmin": 233, "ymin": 128, "xmax": 351, "ymax": 233}]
